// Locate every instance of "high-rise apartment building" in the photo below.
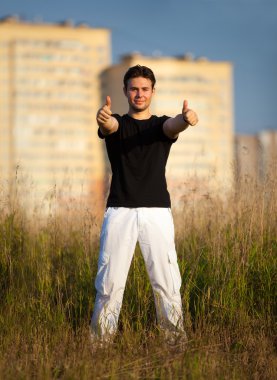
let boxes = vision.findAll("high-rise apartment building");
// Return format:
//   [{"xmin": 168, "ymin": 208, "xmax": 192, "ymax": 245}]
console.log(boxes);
[
  {"xmin": 0, "ymin": 16, "xmax": 110, "ymax": 211},
  {"xmin": 101, "ymin": 53, "xmax": 234, "ymax": 204}
]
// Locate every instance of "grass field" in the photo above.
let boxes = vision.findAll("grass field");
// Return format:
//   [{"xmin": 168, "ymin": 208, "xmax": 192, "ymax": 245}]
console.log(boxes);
[{"xmin": 0, "ymin": 174, "xmax": 276, "ymax": 379}]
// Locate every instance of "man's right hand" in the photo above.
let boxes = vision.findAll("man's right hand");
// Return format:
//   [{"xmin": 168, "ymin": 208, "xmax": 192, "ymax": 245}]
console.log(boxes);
[
  {"xmin": 96, "ymin": 96, "xmax": 119, "ymax": 135},
  {"xmin": 97, "ymin": 96, "xmax": 112, "ymax": 126}
]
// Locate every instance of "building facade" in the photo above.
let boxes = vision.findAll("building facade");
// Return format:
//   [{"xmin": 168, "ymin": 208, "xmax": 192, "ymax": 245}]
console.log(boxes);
[
  {"xmin": 235, "ymin": 134, "xmax": 260, "ymax": 181},
  {"xmin": 236, "ymin": 130, "xmax": 277, "ymax": 182},
  {"xmin": 101, "ymin": 53, "xmax": 234, "ymax": 205},
  {"xmin": 0, "ymin": 17, "xmax": 110, "ymax": 212},
  {"xmin": 258, "ymin": 129, "xmax": 277, "ymax": 180}
]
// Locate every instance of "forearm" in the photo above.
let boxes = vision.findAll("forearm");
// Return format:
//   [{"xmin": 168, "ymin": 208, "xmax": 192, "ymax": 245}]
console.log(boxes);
[
  {"xmin": 168, "ymin": 114, "xmax": 190, "ymax": 134},
  {"xmin": 163, "ymin": 101, "xmax": 198, "ymax": 139},
  {"xmin": 163, "ymin": 114, "xmax": 189, "ymax": 139}
]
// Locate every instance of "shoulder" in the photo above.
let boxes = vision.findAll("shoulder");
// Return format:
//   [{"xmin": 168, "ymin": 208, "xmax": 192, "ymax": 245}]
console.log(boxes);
[{"xmin": 151, "ymin": 115, "xmax": 170, "ymax": 125}]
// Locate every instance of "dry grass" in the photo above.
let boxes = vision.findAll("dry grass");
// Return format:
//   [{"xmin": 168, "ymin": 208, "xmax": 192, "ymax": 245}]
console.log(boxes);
[{"xmin": 0, "ymin": 171, "xmax": 276, "ymax": 379}]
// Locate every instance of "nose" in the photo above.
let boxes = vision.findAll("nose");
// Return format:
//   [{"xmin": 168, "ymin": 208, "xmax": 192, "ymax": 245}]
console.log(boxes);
[{"xmin": 136, "ymin": 89, "xmax": 143, "ymax": 98}]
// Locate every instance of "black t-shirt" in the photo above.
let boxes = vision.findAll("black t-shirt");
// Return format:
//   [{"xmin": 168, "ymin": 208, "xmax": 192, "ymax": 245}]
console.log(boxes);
[{"xmin": 98, "ymin": 113, "xmax": 177, "ymax": 208}]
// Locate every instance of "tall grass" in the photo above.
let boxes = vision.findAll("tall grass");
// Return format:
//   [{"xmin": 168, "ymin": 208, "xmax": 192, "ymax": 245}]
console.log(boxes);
[{"xmin": 0, "ymin": 172, "xmax": 276, "ymax": 379}]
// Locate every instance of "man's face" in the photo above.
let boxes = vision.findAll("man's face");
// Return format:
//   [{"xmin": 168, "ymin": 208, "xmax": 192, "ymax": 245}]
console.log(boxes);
[{"xmin": 124, "ymin": 77, "xmax": 154, "ymax": 112}]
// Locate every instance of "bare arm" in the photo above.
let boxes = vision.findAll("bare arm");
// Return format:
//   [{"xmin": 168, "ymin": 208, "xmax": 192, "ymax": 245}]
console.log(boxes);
[
  {"xmin": 96, "ymin": 96, "xmax": 119, "ymax": 136},
  {"xmin": 163, "ymin": 100, "xmax": 198, "ymax": 139}
]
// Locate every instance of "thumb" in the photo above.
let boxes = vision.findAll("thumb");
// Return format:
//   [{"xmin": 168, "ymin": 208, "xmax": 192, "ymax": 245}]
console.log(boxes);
[
  {"xmin": 106, "ymin": 95, "xmax": 112, "ymax": 109},
  {"xmin": 183, "ymin": 100, "xmax": 189, "ymax": 112}
]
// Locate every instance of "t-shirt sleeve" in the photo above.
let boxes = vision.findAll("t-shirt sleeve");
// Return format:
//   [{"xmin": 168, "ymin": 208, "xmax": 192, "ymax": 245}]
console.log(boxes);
[
  {"xmin": 160, "ymin": 115, "xmax": 178, "ymax": 144},
  {"xmin": 98, "ymin": 127, "xmax": 105, "ymax": 139}
]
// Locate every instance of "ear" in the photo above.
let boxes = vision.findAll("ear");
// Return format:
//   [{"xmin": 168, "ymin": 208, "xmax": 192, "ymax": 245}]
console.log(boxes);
[{"xmin": 123, "ymin": 86, "xmax": 127, "ymax": 97}]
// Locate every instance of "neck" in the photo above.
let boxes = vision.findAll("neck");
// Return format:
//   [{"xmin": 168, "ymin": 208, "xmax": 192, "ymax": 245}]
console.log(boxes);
[{"xmin": 128, "ymin": 108, "xmax": 152, "ymax": 120}]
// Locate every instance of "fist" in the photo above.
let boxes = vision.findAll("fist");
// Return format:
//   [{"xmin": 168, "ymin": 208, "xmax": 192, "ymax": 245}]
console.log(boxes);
[
  {"xmin": 97, "ymin": 96, "xmax": 112, "ymax": 125},
  {"xmin": 182, "ymin": 100, "xmax": 198, "ymax": 126}
]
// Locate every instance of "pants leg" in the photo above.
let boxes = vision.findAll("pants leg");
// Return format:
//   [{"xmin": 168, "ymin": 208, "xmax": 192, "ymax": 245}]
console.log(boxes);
[
  {"xmin": 137, "ymin": 208, "xmax": 184, "ymax": 331},
  {"xmin": 90, "ymin": 207, "xmax": 138, "ymax": 338}
]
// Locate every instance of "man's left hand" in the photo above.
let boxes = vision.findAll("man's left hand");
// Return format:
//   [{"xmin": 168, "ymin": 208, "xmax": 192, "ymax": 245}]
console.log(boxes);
[{"xmin": 182, "ymin": 100, "xmax": 198, "ymax": 126}]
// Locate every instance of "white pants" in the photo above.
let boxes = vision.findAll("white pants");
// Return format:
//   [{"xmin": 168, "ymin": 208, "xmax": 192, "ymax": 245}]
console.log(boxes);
[{"xmin": 90, "ymin": 207, "xmax": 184, "ymax": 338}]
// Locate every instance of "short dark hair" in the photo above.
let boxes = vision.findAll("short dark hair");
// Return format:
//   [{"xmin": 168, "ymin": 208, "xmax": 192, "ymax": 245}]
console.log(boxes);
[{"xmin": 123, "ymin": 65, "xmax": 156, "ymax": 89}]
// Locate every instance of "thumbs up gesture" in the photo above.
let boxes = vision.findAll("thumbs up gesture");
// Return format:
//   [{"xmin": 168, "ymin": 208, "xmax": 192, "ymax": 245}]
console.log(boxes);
[
  {"xmin": 96, "ymin": 96, "xmax": 113, "ymax": 126},
  {"xmin": 182, "ymin": 100, "xmax": 198, "ymax": 126}
]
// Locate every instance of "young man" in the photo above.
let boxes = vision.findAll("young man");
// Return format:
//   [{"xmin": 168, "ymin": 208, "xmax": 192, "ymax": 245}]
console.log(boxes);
[{"xmin": 90, "ymin": 65, "xmax": 198, "ymax": 343}]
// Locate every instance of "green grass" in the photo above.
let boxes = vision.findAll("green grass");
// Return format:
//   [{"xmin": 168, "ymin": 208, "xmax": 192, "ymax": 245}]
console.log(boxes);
[{"xmin": 0, "ymin": 174, "xmax": 276, "ymax": 379}]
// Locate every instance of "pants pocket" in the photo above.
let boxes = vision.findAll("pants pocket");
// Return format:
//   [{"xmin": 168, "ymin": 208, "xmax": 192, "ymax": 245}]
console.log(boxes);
[
  {"xmin": 95, "ymin": 250, "xmax": 111, "ymax": 296},
  {"xmin": 168, "ymin": 249, "xmax": 182, "ymax": 295}
]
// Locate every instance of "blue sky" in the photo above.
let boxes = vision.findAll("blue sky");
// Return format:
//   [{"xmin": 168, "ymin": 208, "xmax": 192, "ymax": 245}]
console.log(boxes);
[{"xmin": 1, "ymin": 0, "xmax": 276, "ymax": 134}]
